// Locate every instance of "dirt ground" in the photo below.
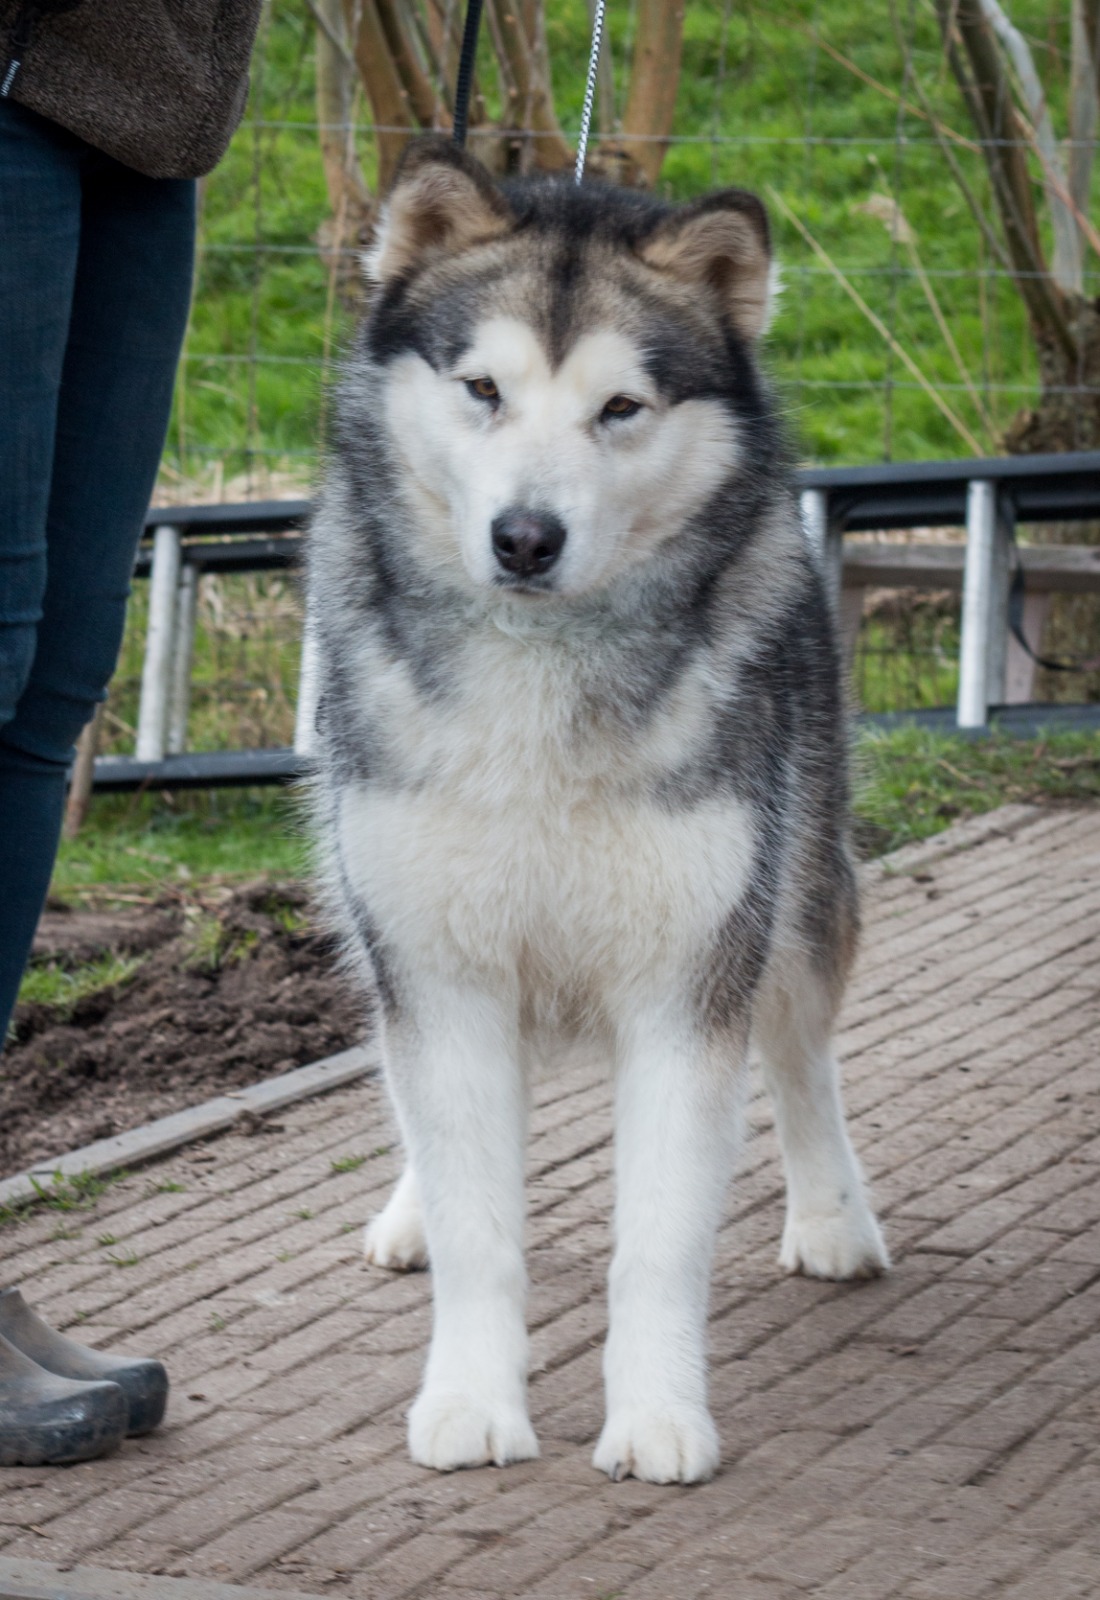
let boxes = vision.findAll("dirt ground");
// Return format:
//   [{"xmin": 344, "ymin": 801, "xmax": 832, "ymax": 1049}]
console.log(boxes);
[{"xmin": 2, "ymin": 882, "xmax": 367, "ymax": 1178}]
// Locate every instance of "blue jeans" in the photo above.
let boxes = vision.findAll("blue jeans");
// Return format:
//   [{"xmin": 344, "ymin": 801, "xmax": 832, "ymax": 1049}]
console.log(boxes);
[{"xmin": 0, "ymin": 99, "xmax": 195, "ymax": 1042}]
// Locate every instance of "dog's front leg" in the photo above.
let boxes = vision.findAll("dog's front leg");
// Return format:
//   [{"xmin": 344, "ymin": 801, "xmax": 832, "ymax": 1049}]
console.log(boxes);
[
  {"xmin": 384, "ymin": 981, "xmax": 536, "ymax": 1472},
  {"xmin": 595, "ymin": 1004, "xmax": 744, "ymax": 1485}
]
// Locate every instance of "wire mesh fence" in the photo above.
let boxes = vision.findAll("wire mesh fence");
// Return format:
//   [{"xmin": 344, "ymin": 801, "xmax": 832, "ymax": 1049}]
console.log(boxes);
[
  {"xmin": 106, "ymin": 576, "xmax": 304, "ymax": 760},
  {"xmin": 123, "ymin": 0, "xmax": 1100, "ymax": 745},
  {"xmin": 157, "ymin": 0, "xmax": 1100, "ymax": 495}
]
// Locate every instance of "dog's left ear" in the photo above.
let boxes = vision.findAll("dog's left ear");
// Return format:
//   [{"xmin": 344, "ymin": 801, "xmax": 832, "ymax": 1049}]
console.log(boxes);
[
  {"xmin": 367, "ymin": 136, "xmax": 514, "ymax": 284},
  {"xmin": 639, "ymin": 191, "xmax": 773, "ymax": 340}
]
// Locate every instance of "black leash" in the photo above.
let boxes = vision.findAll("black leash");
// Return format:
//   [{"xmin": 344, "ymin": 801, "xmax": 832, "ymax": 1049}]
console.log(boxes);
[
  {"xmin": 1006, "ymin": 522, "xmax": 1100, "ymax": 675},
  {"xmin": 451, "ymin": 0, "xmax": 484, "ymax": 149},
  {"xmin": 450, "ymin": 0, "xmax": 605, "ymax": 178}
]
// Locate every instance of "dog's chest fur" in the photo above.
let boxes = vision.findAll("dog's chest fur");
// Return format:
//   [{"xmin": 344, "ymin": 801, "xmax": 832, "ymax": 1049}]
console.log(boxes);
[{"xmin": 334, "ymin": 608, "xmax": 758, "ymax": 1011}]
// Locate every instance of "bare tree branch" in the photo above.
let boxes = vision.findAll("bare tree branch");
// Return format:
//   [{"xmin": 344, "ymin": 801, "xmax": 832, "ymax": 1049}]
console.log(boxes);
[
  {"xmin": 769, "ymin": 186, "xmax": 986, "ymax": 455},
  {"xmin": 977, "ymin": 0, "xmax": 1080, "ymax": 291},
  {"xmin": 376, "ymin": 0, "xmax": 446, "ymax": 128},
  {"xmin": 936, "ymin": 0, "xmax": 1077, "ymax": 363},
  {"xmin": 483, "ymin": 0, "xmax": 571, "ymax": 169},
  {"xmin": 905, "ymin": 39, "xmax": 1014, "ymax": 274},
  {"xmin": 313, "ymin": 0, "xmax": 371, "ymax": 220},
  {"xmin": 343, "ymin": 0, "xmax": 416, "ymax": 189},
  {"xmin": 1069, "ymin": 0, "xmax": 1098, "ymax": 235}
]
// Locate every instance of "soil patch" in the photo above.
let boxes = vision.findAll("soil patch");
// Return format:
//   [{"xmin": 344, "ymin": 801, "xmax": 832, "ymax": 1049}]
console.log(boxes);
[{"xmin": 2, "ymin": 882, "xmax": 367, "ymax": 1178}]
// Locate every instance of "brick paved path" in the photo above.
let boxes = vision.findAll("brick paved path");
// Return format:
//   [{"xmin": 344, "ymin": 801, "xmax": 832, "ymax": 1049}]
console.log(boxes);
[{"xmin": 2, "ymin": 804, "xmax": 1099, "ymax": 1600}]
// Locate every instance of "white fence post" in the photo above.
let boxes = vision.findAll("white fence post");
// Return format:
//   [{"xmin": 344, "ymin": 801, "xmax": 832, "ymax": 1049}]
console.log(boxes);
[
  {"xmin": 294, "ymin": 621, "xmax": 321, "ymax": 758},
  {"xmin": 166, "ymin": 563, "xmax": 198, "ymax": 756},
  {"xmin": 987, "ymin": 495, "xmax": 1011, "ymax": 713},
  {"xmin": 800, "ymin": 487, "xmax": 828, "ymax": 558},
  {"xmin": 800, "ymin": 488, "xmax": 841, "ymax": 599},
  {"xmin": 801, "ymin": 487, "xmax": 859, "ymax": 666},
  {"xmin": 136, "ymin": 524, "xmax": 182, "ymax": 762},
  {"xmin": 957, "ymin": 480, "xmax": 1010, "ymax": 729}
]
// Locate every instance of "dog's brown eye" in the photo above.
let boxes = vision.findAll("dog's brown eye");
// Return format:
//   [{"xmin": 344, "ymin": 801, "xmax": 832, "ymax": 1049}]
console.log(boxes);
[
  {"xmin": 602, "ymin": 395, "xmax": 641, "ymax": 420},
  {"xmin": 467, "ymin": 377, "xmax": 499, "ymax": 403}
]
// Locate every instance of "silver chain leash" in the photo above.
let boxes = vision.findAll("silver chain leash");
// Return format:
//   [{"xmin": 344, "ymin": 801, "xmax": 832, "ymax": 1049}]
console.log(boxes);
[{"xmin": 574, "ymin": 0, "xmax": 606, "ymax": 184}]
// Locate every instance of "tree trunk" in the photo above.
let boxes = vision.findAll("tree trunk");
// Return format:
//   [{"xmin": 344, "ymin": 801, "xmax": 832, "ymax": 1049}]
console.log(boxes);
[
  {"xmin": 938, "ymin": 0, "xmax": 1076, "ymax": 364},
  {"xmin": 332, "ymin": 0, "xmax": 686, "ymax": 198},
  {"xmin": 484, "ymin": 0, "xmax": 571, "ymax": 172},
  {"xmin": 1002, "ymin": 296, "xmax": 1100, "ymax": 453},
  {"xmin": 376, "ymin": 0, "xmax": 448, "ymax": 130},
  {"xmin": 619, "ymin": 0, "xmax": 685, "ymax": 186}
]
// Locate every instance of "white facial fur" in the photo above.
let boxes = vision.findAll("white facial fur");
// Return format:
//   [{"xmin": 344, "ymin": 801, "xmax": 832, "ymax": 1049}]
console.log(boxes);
[{"xmin": 382, "ymin": 317, "xmax": 739, "ymax": 597}]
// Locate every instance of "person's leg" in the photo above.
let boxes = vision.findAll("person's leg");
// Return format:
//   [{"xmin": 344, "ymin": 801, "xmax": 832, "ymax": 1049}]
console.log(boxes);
[
  {"xmin": 0, "ymin": 120, "xmax": 195, "ymax": 1041},
  {"xmin": 0, "ymin": 100, "xmax": 83, "ymax": 1039}
]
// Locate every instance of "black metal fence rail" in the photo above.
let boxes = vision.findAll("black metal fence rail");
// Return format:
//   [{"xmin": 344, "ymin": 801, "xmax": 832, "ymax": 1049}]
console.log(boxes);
[{"xmin": 91, "ymin": 450, "xmax": 1100, "ymax": 793}]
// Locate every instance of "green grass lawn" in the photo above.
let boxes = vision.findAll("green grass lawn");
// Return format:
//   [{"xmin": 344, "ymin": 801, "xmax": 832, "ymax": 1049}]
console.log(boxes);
[
  {"xmin": 44, "ymin": 727, "xmax": 1100, "ymax": 917},
  {"xmin": 166, "ymin": 0, "xmax": 1091, "ymax": 486},
  {"xmin": 51, "ymin": 789, "xmax": 309, "ymax": 901},
  {"xmin": 18, "ymin": 724, "xmax": 1097, "ymax": 1024},
  {"xmin": 855, "ymin": 724, "xmax": 1100, "ymax": 853}
]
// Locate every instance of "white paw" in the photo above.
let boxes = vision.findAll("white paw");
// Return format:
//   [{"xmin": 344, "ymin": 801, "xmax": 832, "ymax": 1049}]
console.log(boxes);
[
  {"xmin": 364, "ymin": 1200, "xmax": 428, "ymax": 1271},
  {"xmin": 408, "ymin": 1388, "xmax": 539, "ymax": 1472},
  {"xmin": 780, "ymin": 1200, "xmax": 889, "ymax": 1280},
  {"xmin": 593, "ymin": 1405, "xmax": 720, "ymax": 1485}
]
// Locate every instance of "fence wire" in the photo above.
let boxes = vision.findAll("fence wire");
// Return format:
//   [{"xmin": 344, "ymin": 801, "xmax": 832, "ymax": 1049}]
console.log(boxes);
[
  {"xmin": 158, "ymin": 0, "xmax": 1100, "ymax": 497},
  {"xmin": 135, "ymin": 0, "xmax": 1100, "ymax": 733}
]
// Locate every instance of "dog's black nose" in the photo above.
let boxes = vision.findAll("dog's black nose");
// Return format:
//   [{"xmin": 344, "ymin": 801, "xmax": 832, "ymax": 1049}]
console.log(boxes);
[{"xmin": 491, "ymin": 509, "xmax": 566, "ymax": 578}]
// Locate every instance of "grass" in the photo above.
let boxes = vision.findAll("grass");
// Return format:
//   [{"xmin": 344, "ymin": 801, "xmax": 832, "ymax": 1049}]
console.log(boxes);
[
  {"xmin": 0, "ymin": 1170, "xmax": 128, "ymax": 1230},
  {"xmin": 81, "ymin": 4, "xmax": 1093, "ymax": 787},
  {"xmin": 162, "ymin": 0, "xmax": 1095, "ymax": 483},
  {"xmin": 52, "ymin": 726, "xmax": 1099, "ymax": 908},
  {"xmin": 51, "ymin": 789, "xmax": 308, "ymax": 902},
  {"xmin": 855, "ymin": 725, "xmax": 1100, "ymax": 854},
  {"xmin": 16, "ymin": 952, "xmax": 147, "ymax": 1020},
  {"xmin": 105, "ymin": 1248, "xmax": 141, "ymax": 1268},
  {"xmin": 103, "ymin": 577, "xmax": 304, "ymax": 761},
  {"xmin": 182, "ymin": 913, "xmax": 260, "ymax": 974},
  {"xmin": 852, "ymin": 600, "xmax": 962, "ymax": 715}
]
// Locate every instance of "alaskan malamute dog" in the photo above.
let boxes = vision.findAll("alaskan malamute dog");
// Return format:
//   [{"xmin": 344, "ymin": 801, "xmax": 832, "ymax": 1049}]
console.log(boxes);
[{"xmin": 309, "ymin": 136, "xmax": 888, "ymax": 1486}]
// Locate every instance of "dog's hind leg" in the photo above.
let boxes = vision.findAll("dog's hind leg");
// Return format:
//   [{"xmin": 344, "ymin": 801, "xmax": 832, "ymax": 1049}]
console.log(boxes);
[
  {"xmin": 754, "ymin": 959, "xmax": 888, "ymax": 1280},
  {"xmin": 364, "ymin": 1164, "xmax": 428, "ymax": 1271},
  {"xmin": 594, "ymin": 1004, "xmax": 744, "ymax": 1485},
  {"xmin": 382, "ymin": 979, "xmax": 537, "ymax": 1472}
]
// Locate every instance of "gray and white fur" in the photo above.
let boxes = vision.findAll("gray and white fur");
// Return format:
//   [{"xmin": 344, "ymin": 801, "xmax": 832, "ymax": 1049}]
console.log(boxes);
[{"xmin": 307, "ymin": 136, "xmax": 888, "ymax": 1486}]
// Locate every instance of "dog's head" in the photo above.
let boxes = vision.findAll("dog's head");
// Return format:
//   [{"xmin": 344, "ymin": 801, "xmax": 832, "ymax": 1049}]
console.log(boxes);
[{"xmin": 360, "ymin": 137, "xmax": 776, "ymax": 599}]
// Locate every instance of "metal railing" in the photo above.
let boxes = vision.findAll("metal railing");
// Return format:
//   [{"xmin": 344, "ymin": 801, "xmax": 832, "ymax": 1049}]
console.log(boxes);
[{"xmin": 91, "ymin": 450, "xmax": 1100, "ymax": 792}]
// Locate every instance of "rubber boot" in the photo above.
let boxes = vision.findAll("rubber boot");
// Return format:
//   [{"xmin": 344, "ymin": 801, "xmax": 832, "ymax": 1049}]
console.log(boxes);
[
  {"xmin": 0, "ymin": 1288, "xmax": 168, "ymax": 1436},
  {"xmin": 0, "ymin": 1331, "xmax": 127, "ymax": 1466}
]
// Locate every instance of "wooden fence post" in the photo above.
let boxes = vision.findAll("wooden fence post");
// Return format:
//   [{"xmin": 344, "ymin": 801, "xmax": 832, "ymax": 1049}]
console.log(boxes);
[{"xmin": 63, "ymin": 703, "xmax": 104, "ymax": 839}]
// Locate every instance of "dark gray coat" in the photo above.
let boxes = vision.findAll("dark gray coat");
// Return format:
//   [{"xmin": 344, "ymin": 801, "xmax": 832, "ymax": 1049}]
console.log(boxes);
[{"xmin": 0, "ymin": 0, "xmax": 263, "ymax": 177}]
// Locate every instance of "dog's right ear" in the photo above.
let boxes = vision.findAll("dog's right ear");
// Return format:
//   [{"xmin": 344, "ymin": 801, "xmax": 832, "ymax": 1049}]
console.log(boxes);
[{"xmin": 366, "ymin": 137, "xmax": 513, "ymax": 284}]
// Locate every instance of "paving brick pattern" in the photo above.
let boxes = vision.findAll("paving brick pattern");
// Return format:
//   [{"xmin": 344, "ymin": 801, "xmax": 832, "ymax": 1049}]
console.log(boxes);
[{"xmin": 2, "ymin": 803, "xmax": 1099, "ymax": 1598}]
